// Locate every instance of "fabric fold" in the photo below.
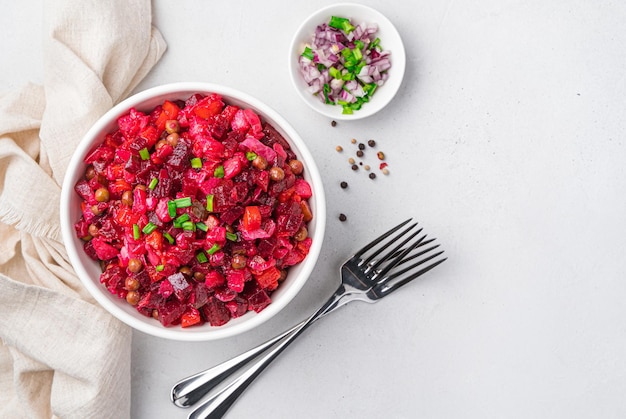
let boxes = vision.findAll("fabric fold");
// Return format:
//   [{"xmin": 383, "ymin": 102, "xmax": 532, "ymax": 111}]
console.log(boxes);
[{"xmin": 0, "ymin": 0, "xmax": 167, "ymax": 417}]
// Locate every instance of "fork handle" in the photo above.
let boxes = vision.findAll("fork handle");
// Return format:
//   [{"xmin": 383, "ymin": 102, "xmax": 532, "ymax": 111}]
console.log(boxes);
[
  {"xmin": 187, "ymin": 287, "xmax": 346, "ymax": 419},
  {"xmin": 171, "ymin": 286, "xmax": 349, "ymax": 409}
]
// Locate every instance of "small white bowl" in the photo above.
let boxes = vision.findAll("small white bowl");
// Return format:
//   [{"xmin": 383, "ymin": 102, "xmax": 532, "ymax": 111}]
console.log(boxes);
[
  {"xmin": 60, "ymin": 82, "xmax": 326, "ymax": 341},
  {"xmin": 289, "ymin": 3, "xmax": 406, "ymax": 120}
]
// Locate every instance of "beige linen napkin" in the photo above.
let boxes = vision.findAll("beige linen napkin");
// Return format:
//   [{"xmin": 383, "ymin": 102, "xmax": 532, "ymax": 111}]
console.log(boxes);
[{"xmin": 0, "ymin": 1, "xmax": 166, "ymax": 417}]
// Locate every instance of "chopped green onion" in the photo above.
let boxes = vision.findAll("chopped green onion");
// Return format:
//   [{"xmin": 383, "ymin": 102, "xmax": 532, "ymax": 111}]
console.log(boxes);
[
  {"xmin": 148, "ymin": 177, "xmax": 158, "ymax": 190},
  {"xmin": 182, "ymin": 221, "xmax": 195, "ymax": 231},
  {"xmin": 156, "ymin": 264, "xmax": 164, "ymax": 272},
  {"xmin": 317, "ymin": 63, "xmax": 327, "ymax": 72},
  {"xmin": 207, "ymin": 243, "xmax": 221, "ymax": 255},
  {"xmin": 133, "ymin": 224, "xmax": 140, "ymax": 240},
  {"xmin": 352, "ymin": 47, "xmax": 362, "ymax": 61},
  {"xmin": 370, "ymin": 37, "xmax": 381, "ymax": 49},
  {"xmin": 174, "ymin": 197, "xmax": 192, "ymax": 208},
  {"xmin": 174, "ymin": 213, "xmax": 190, "ymax": 228},
  {"xmin": 245, "ymin": 151, "xmax": 257, "ymax": 161},
  {"xmin": 213, "ymin": 165, "xmax": 224, "ymax": 178},
  {"xmin": 354, "ymin": 40, "xmax": 364, "ymax": 50},
  {"xmin": 142, "ymin": 222, "xmax": 157, "ymax": 235},
  {"xmin": 167, "ymin": 200, "xmax": 177, "ymax": 218},
  {"xmin": 196, "ymin": 251, "xmax": 208, "ymax": 264},
  {"xmin": 196, "ymin": 222, "xmax": 208, "ymax": 232},
  {"xmin": 206, "ymin": 194, "xmax": 214, "ymax": 212},
  {"xmin": 323, "ymin": 83, "xmax": 332, "ymax": 104},
  {"xmin": 226, "ymin": 232, "xmax": 238, "ymax": 242},
  {"xmin": 329, "ymin": 67, "xmax": 341, "ymax": 79},
  {"xmin": 139, "ymin": 148, "xmax": 150, "ymax": 160},
  {"xmin": 163, "ymin": 232, "xmax": 175, "ymax": 244},
  {"xmin": 329, "ymin": 16, "xmax": 355, "ymax": 33},
  {"xmin": 301, "ymin": 46, "xmax": 314, "ymax": 60},
  {"xmin": 190, "ymin": 157, "xmax": 202, "ymax": 169}
]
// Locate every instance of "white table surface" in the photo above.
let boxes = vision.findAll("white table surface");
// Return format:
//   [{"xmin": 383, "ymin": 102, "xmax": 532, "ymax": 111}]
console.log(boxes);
[{"xmin": 3, "ymin": 1, "xmax": 626, "ymax": 418}]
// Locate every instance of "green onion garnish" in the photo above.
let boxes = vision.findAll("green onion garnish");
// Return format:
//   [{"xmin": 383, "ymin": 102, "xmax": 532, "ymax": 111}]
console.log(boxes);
[
  {"xmin": 148, "ymin": 177, "xmax": 158, "ymax": 190},
  {"xmin": 196, "ymin": 222, "xmax": 208, "ymax": 232},
  {"xmin": 142, "ymin": 222, "xmax": 157, "ymax": 235},
  {"xmin": 213, "ymin": 165, "xmax": 224, "ymax": 178},
  {"xmin": 301, "ymin": 46, "xmax": 314, "ymax": 60},
  {"xmin": 182, "ymin": 221, "xmax": 195, "ymax": 231},
  {"xmin": 139, "ymin": 147, "xmax": 150, "ymax": 160},
  {"xmin": 133, "ymin": 224, "xmax": 140, "ymax": 240},
  {"xmin": 174, "ymin": 197, "xmax": 192, "ymax": 208},
  {"xmin": 190, "ymin": 157, "xmax": 202, "ymax": 169},
  {"xmin": 329, "ymin": 16, "xmax": 355, "ymax": 33},
  {"xmin": 196, "ymin": 251, "xmax": 208, "ymax": 263},
  {"xmin": 163, "ymin": 232, "xmax": 175, "ymax": 244},
  {"xmin": 207, "ymin": 243, "xmax": 221, "ymax": 255},
  {"xmin": 167, "ymin": 200, "xmax": 177, "ymax": 218},
  {"xmin": 156, "ymin": 264, "xmax": 164, "ymax": 272},
  {"xmin": 206, "ymin": 194, "xmax": 214, "ymax": 212},
  {"xmin": 246, "ymin": 151, "xmax": 257, "ymax": 161},
  {"xmin": 173, "ymin": 213, "xmax": 190, "ymax": 228},
  {"xmin": 226, "ymin": 232, "xmax": 238, "ymax": 241}
]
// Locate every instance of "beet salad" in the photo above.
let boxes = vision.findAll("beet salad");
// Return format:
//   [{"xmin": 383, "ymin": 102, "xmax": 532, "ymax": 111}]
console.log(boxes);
[{"xmin": 73, "ymin": 93, "xmax": 314, "ymax": 328}]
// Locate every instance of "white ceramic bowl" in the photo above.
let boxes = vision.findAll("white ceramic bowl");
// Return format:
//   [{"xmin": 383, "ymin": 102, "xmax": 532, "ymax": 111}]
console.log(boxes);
[
  {"xmin": 289, "ymin": 3, "xmax": 406, "ymax": 120},
  {"xmin": 60, "ymin": 82, "xmax": 326, "ymax": 341}
]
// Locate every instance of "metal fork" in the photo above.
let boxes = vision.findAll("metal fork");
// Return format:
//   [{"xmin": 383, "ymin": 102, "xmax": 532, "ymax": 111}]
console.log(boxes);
[{"xmin": 172, "ymin": 219, "xmax": 447, "ymax": 418}]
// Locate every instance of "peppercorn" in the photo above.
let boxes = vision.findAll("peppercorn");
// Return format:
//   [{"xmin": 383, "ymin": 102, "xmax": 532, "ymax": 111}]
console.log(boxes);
[
  {"xmin": 340, "ymin": 181, "xmax": 348, "ymax": 189},
  {"xmin": 369, "ymin": 173, "xmax": 377, "ymax": 179},
  {"xmin": 348, "ymin": 157, "xmax": 355, "ymax": 164},
  {"xmin": 351, "ymin": 164, "xmax": 358, "ymax": 171},
  {"xmin": 336, "ymin": 145, "xmax": 343, "ymax": 152},
  {"xmin": 358, "ymin": 143, "xmax": 365, "ymax": 150},
  {"xmin": 368, "ymin": 139, "xmax": 376, "ymax": 147},
  {"xmin": 356, "ymin": 150, "xmax": 364, "ymax": 158},
  {"xmin": 351, "ymin": 138, "xmax": 357, "ymax": 144},
  {"xmin": 339, "ymin": 213, "xmax": 347, "ymax": 222},
  {"xmin": 331, "ymin": 120, "xmax": 337, "ymax": 127},
  {"xmin": 377, "ymin": 151, "xmax": 385, "ymax": 160}
]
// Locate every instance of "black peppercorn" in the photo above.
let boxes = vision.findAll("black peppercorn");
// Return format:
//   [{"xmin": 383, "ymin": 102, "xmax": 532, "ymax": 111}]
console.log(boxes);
[
  {"xmin": 340, "ymin": 181, "xmax": 348, "ymax": 189},
  {"xmin": 339, "ymin": 213, "xmax": 347, "ymax": 222}
]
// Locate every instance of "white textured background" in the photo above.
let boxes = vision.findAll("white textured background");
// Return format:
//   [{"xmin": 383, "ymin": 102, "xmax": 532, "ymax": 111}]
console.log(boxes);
[{"xmin": 3, "ymin": 0, "xmax": 626, "ymax": 418}]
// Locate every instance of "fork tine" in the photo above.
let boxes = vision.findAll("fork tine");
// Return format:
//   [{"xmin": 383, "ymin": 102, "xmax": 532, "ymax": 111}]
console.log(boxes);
[
  {"xmin": 387, "ymin": 249, "xmax": 445, "ymax": 280},
  {"xmin": 369, "ymin": 229, "xmax": 426, "ymax": 276},
  {"xmin": 380, "ymin": 255, "xmax": 447, "ymax": 296},
  {"xmin": 365, "ymin": 225, "xmax": 423, "ymax": 269},
  {"xmin": 394, "ymin": 243, "xmax": 441, "ymax": 269},
  {"xmin": 353, "ymin": 218, "xmax": 412, "ymax": 259}
]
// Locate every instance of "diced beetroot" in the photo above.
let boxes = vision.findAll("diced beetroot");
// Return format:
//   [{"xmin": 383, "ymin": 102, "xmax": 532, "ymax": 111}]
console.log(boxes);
[
  {"xmin": 100, "ymin": 265, "xmax": 126, "ymax": 295},
  {"xmin": 231, "ymin": 109, "xmax": 250, "ymax": 133},
  {"xmin": 205, "ymin": 270, "xmax": 225, "ymax": 289},
  {"xmin": 158, "ymin": 299, "xmax": 187, "ymax": 327},
  {"xmin": 223, "ymin": 154, "xmax": 245, "ymax": 179},
  {"xmin": 202, "ymin": 297, "xmax": 231, "ymax": 326},
  {"xmin": 168, "ymin": 272, "xmax": 192, "ymax": 301},
  {"xmin": 214, "ymin": 286, "xmax": 237, "ymax": 302},
  {"xmin": 85, "ymin": 144, "xmax": 115, "ymax": 165},
  {"xmin": 155, "ymin": 198, "xmax": 173, "ymax": 222},
  {"xmin": 73, "ymin": 93, "xmax": 315, "ymax": 329},
  {"xmin": 220, "ymin": 206, "xmax": 244, "ymax": 226},
  {"xmin": 74, "ymin": 180, "xmax": 93, "ymax": 201},
  {"xmin": 227, "ymin": 270, "xmax": 245, "ymax": 293},
  {"xmin": 245, "ymin": 285, "xmax": 271, "ymax": 313},
  {"xmin": 294, "ymin": 179, "xmax": 312, "ymax": 199},
  {"xmin": 243, "ymin": 109, "xmax": 263, "ymax": 138},
  {"xmin": 117, "ymin": 108, "xmax": 149, "ymax": 140},
  {"xmin": 275, "ymin": 201, "xmax": 303, "ymax": 237},
  {"xmin": 158, "ymin": 279, "xmax": 174, "ymax": 298},
  {"xmin": 225, "ymin": 297, "xmax": 248, "ymax": 318},
  {"xmin": 247, "ymin": 255, "xmax": 276, "ymax": 272},
  {"xmin": 91, "ymin": 237, "xmax": 119, "ymax": 260}
]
